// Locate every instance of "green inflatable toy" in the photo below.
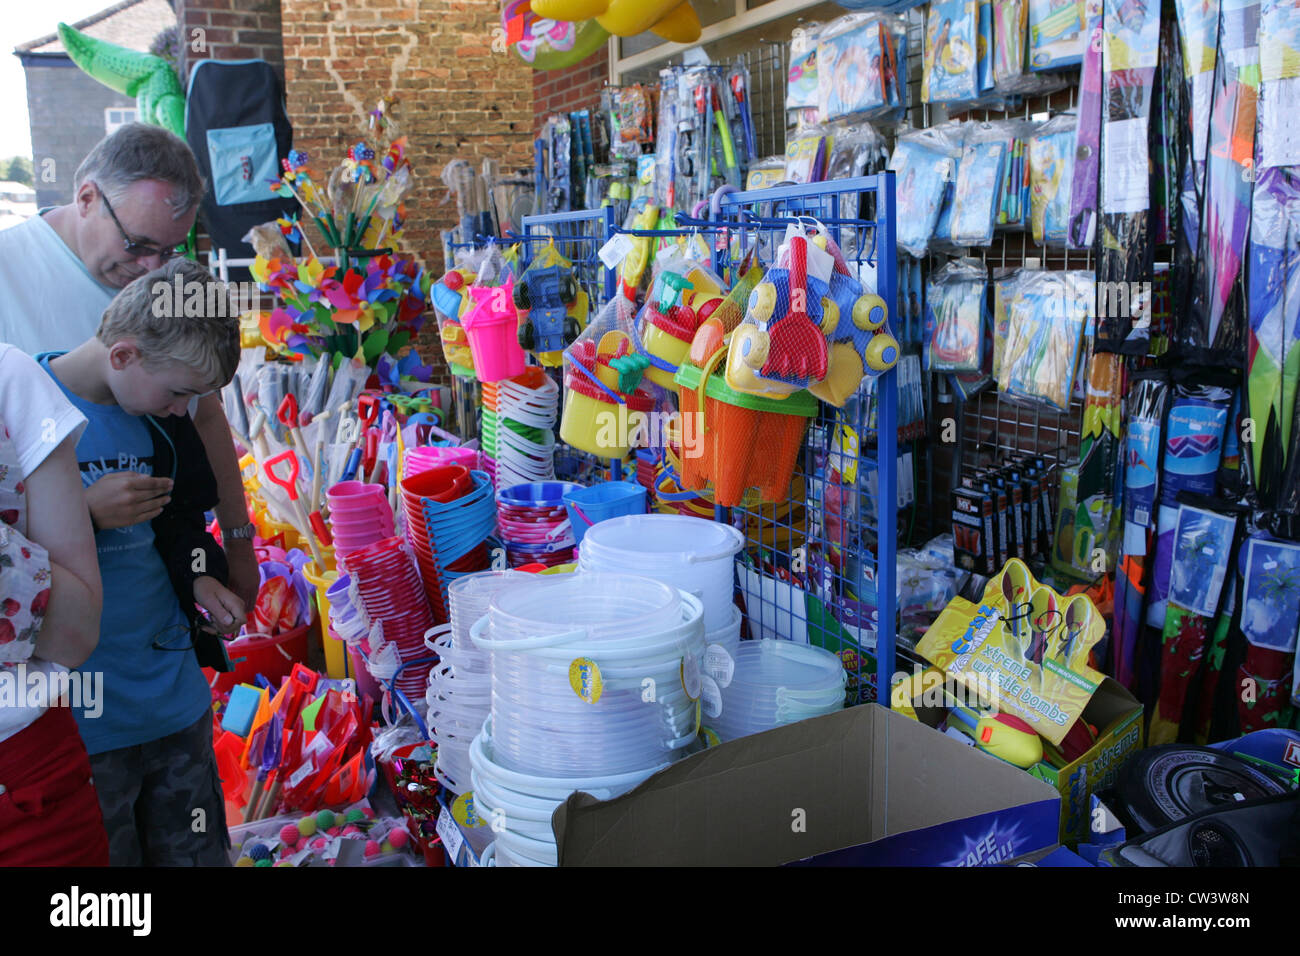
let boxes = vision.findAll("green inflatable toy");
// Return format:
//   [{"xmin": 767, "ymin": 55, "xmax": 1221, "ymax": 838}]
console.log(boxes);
[{"xmin": 57, "ymin": 22, "xmax": 186, "ymax": 137}]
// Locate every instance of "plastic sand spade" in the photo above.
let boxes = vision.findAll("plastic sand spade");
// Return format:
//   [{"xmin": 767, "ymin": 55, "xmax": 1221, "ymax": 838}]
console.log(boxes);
[{"xmin": 562, "ymin": 481, "xmax": 647, "ymax": 545}]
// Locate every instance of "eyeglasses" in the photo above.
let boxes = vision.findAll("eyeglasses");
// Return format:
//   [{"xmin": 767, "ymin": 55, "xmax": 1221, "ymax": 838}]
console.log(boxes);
[
  {"xmin": 152, "ymin": 610, "xmax": 232, "ymax": 652},
  {"xmin": 95, "ymin": 184, "xmax": 186, "ymax": 263}
]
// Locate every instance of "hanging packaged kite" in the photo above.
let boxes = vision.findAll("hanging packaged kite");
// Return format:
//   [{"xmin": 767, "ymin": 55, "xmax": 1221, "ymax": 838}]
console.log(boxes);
[
  {"xmin": 1151, "ymin": 17, "xmax": 1185, "ymax": 248},
  {"xmin": 1179, "ymin": 0, "xmax": 1259, "ymax": 365},
  {"xmin": 890, "ymin": 124, "xmax": 962, "ymax": 257},
  {"xmin": 1234, "ymin": 534, "xmax": 1300, "ymax": 734},
  {"xmin": 1028, "ymin": 113, "xmax": 1077, "ymax": 246},
  {"xmin": 1070, "ymin": 352, "xmax": 1125, "ymax": 576},
  {"xmin": 1148, "ymin": 502, "xmax": 1240, "ymax": 739},
  {"xmin": 924, "ymin": 258, "xmax": 987, "ymax": 374},
  {"xmin": 1094, "ymin": 0, "xmax": 1161, "ymax": 353},
  {"xmin": 1146, "ymin": 371, "xmax": 1237, "ymax": 629},
  {"xmin": 1067, "ymin": 0, "xmax": 1103, "ymax": 251},
  {"xmin": 1111, "ymin": 370, "xmax": 1171, "ymax": 691}
]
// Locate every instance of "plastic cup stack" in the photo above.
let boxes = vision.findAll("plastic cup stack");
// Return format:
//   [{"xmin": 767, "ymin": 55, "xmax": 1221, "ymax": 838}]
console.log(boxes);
[
  {"xmin": 705, "ymin": 639, "xmax": 847, "ymax": 744},
  {"xmin": 496, "ymin": 481, "xmax": 581, "ymax": 568},
  {"xmin": 405, "ymin": 444, "xmax": 479, "ymax": 478},
  {"xmin": 400, "ymin": 464, "xmax": 497, "ymax": 621},
  {"xmin": 577, "ymin": 514, "xmax": 744, "ymax": 631},
  {"xmin": 468, "ymin": 571, "xmax": 706, "ymax": 866},
  {"xmin": 483, "ymin": 368, "xmax": 559, "ymax": 491},
  {"xmin": 327, "ymin": 480, "xmax": 395, "ymax": 559},
  {"xmin": 340, "ymin": 536, "xmax": 438, "ymax": 702},
  {"xmin": 423, "ymin": 570, "xmax": 528, "ymax": 794}
]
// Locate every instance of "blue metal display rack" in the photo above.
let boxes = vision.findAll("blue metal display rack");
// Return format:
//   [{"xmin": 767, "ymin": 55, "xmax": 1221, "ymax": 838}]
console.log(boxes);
[{"xmin": 713, "ymin": 175, "xmax": 899, "ymax": 704}]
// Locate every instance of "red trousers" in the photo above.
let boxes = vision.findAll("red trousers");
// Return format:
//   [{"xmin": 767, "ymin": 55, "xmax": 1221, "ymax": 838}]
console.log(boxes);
[{"xmin": 0, "ymin": 706, "xmax": 110, "ymax": 866}]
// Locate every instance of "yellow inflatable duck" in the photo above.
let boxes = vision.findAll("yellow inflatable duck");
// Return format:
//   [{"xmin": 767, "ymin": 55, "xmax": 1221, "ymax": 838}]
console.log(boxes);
[{"xmin": 531, "ymin": 0, "xmax": 702, "ymax": 43}]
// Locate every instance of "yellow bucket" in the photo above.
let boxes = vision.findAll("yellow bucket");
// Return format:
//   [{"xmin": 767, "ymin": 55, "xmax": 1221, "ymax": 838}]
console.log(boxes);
[
  {"xmin": 560, "ymin": 388, "xmax": 625, "ymax": 458},
  {"xmin": 641, "ymin": 323, "xmax": 690, "ymax": 391},
  {"xmin": 302, "ymin": 559, "xmax": 349, "ymax": 681}
]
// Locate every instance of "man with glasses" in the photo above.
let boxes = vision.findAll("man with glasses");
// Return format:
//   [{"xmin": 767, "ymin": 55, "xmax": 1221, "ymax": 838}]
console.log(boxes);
[{"xmin": 0, "ymin": 124, "xmax": 259, "ymax": 611}]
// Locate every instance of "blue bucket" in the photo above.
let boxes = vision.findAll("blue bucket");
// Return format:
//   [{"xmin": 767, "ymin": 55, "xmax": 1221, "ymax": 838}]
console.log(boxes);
[{"xmin": 563, "ymin": 482, "xmax": 648, "ymax": 546}]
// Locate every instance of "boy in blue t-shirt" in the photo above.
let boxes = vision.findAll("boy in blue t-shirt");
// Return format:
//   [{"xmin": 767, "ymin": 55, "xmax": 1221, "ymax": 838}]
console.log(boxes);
[{"xmin": 38, "ymin": 258, "xmax": 245, "ymax": 866}]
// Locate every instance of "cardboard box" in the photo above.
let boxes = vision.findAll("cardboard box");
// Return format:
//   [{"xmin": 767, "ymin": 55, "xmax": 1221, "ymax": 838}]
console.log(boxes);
[
  {"xmin": 1029, "ymin": 680, "xmax": 1144, "ymax": 846},
  {"xmin": 895, "ymin": 668, "xmax": 1144, "ymax": 848},
  {"xmin": 554, "ymin": 705, "xmax": 1060, "ymax": 866}
]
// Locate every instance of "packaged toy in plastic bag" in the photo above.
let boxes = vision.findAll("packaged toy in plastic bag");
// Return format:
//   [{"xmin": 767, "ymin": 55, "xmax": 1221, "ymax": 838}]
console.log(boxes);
[
  {"xmin": 731, "ymin": 223, "xmax": 898, "ymax": 403},
  {"xmin": 513, "ymin": 241, "xmax": 589, "ymax": 367},
  {"xmin": 923, "ymin": 0, "xmax": 981, "ymax": 104},
  {"xmin": 924, "ymin": 258, "xmax": 987, "ymax": 373},
  {"xmin": 817, "ymin": 12, "xmax": 909, "ymax": 123},
  {"xmin": 1028, "ymin": 113, "xmax": 1077, "ymax": 246},
  {"xmin": 635, "ymin": 243, "xmax": 727, "ymax": 393},
  {"xmin": 950, "ymin": 123, "xmax": 1010, "ymax": 247},
  {"xmin": 889, "ymin": 125, "xmax": 961, "ymax": 257},
  {"xmin": 785, "ymin": 125, "xmax": 831, "ymax": 183},
  {"xmin": 788, "ymin": 22, "xmax": 824, "ymax": 110},
  {"xmin": 1027, "ymin": 0, "xmax": 1086, "ymax": 70},
  {"xmin": 996, "ymin": 268, "xmax": 1091, "ymax": 412}
]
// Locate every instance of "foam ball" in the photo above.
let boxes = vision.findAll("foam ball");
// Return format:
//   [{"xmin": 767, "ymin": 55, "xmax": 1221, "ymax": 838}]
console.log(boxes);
[
  {"xmin": 279, "ymin": 824, "xmax": 300, "ymax": 847},
  {"xmin": 316, "ymin": 809, "xmax": 337, "ymax": 830},
  {"xmin": 381, "ymin": 840, "xmax": 394, "ymax": 854},
  {"xmin": 274, "ymin": 860, "xmax": 293, "ymax": 867},
  {"xmin": 387, "ymin": 828, "xmax": 409, "ymax": 850},
  {"xmin": 342, "ymin": 825, "xmax": 363, "ymax": 837},
  {"xmin": 247, "ymin": 843, "xmax": 272, "ymax": 862},
  {"xmin": 364, "ymin": 840, "xmax": 381, "ymax": 858},
  {"xmin": 311, "ymin": 836, "xmax": 329, "ymax": 851},
  {"xmin": 255, "ymin": 858, "xmax": 273, "ymax": 867},
  {"xmin": 235, "ymin": 856, "xmax": 255, "ymax": 867},
  {"xmin": 297, "ymin": 816, "xmax": 317, "ymax": 837},
  {"xmin": 362, "ymin": 806, "xmax": 375, "ymax": 819},
  {"xmin": 345, "ymin": 808, "xmax": 366, "ymax": 824},
  {"xmin": 328, "ymin": 826, "xmax": 342, "ymax": 837}
]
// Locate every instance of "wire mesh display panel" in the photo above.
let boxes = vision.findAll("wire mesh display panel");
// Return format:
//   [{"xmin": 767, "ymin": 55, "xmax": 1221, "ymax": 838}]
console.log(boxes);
[
  {"xmin": 519, "ymin": 208, "xmax": 620, "ymax": 483},
  {"xmin": 708, "ymin": 175, "xmax": 899, "ymax": 704}
]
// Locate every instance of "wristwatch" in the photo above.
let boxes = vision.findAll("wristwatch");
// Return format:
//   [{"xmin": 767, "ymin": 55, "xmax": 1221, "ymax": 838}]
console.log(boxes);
[{"xmin": 223, "ymin": 522, "xmax": 257, "ymax": 541}]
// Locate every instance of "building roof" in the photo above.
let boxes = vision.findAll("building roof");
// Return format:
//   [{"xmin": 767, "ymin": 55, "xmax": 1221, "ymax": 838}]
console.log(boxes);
[{"xmin": 15, "ymin": 0, "xmax": 176, "ymax": 57}]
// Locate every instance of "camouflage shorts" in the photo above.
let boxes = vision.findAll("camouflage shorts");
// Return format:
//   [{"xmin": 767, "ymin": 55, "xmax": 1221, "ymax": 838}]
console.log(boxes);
[{"xmin": 88, "ymin": 711, "xmax": 231, "ymax": 867}]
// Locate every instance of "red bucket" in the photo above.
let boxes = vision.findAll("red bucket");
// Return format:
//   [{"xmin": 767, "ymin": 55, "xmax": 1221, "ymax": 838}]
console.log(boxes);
[{"xmin": 204, "ymin": 621, "xmax": 312, "ymax": 696}]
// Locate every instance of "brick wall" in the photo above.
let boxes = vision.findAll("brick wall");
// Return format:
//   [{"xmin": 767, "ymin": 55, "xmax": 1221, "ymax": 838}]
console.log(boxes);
[
  {"xmin": 176, "ymin": 0, "xmax": 285, "ymax": 79},
  {"xmin": 278, "ymin": 0, "xmax": 537, "ymax": 374},
  {"xmin": 532, "ymin": 45, "xmax": 608, "ymax": 134}
]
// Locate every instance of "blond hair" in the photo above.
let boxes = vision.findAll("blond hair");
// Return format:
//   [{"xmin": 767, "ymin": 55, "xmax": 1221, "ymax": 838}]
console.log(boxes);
[{"xmin": 97, "ymin": 259, "xmax": 240, "ymax": 389}]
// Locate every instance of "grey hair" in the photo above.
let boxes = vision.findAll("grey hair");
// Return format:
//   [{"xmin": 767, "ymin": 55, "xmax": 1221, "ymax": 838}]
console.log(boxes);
[
  {"xmin": 74, "ymin": 123, "xmax": 206, "ymax": 220},
  {"xmin": 97, "ymin": 259, "xmax": 240, "ymax": 390}
]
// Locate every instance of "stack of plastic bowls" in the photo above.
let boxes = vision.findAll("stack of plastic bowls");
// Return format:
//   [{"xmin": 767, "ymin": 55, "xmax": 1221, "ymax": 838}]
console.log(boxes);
[
  {"xmin": 577, "ymin": 514, "xmax": 744, "ymax": 631},
  {"xmin": 341, "ymin": 536, "xmax": 438, "ymax": 702},
  {"xmin": 405, "ymin": 444, "xmax": 478, "ymax": 478},
  {"xmin": 469, "ymin": 572, "xmax": 705, "ymax": 866},
  {"xmin": 324, "ymin": 574, "xmax": 382, "ymax": 700},
  {"xmin": 327, "ymin": 480, "xmax": 395, "ymax": 559},
  {"xmin": 706, "ymin": 639, "xmax": 847, "ymax": 743},
  {"xmin": 424, "ymin": 570, "xmax": 525, "ymax": 794},
  {"xmin": 483, "ymin": 368, "xmax": 559, "ymax": 491},
  {"xmin": 401, "ymin": 464, "xmax": 497, "ymax": 620},
  {"xmin": 496, "ymin": 481, "xmax": 581, "ymax": 568}
]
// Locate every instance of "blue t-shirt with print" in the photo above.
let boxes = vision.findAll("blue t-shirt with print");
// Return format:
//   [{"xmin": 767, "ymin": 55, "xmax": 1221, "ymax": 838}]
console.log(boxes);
[{"xmin": 38, "ymin": 353, "xmax": 211, "ymax": 755}]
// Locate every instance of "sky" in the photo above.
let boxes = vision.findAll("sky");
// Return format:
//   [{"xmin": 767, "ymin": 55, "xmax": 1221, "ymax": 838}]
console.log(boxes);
[{"xmin": 0, "ymin": 0, "xmax": 122, "ymax": 160}]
